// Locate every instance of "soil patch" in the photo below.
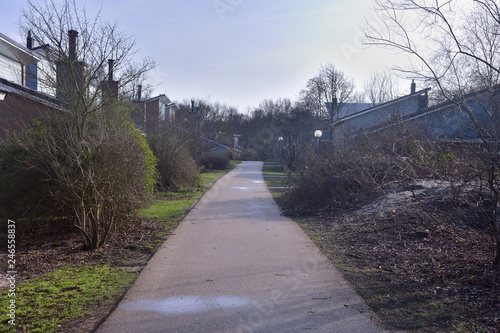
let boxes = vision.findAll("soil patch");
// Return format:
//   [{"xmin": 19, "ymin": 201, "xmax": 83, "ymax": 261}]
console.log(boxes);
[{"xmin": 293, "ymin": 180, "xmax": 499, "ymax": 332}]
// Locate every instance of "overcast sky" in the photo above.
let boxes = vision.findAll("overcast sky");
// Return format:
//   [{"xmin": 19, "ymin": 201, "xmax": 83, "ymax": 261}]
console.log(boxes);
[{"xmin": 0, "ymin": 0, "xmax": 410, "ymax": 111}]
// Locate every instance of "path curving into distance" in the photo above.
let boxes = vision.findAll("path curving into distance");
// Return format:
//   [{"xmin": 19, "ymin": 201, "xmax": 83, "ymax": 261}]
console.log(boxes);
[{"xmin": 97, "ymin": 161, "xmax": 388, "ymax": 333}]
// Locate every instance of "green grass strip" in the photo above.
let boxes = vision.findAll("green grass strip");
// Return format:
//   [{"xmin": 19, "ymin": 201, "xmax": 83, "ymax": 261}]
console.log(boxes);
[
  {"xmin": 140, "ymin": 168, "xmax": 230, "ymax": 222},
  {"xmin": 0, "ymin": 265, "xmax": 136, "ymax": 333}
]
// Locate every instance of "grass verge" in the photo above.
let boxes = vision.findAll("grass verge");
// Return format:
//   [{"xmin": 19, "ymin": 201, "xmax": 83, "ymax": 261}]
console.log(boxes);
[
  {"xmin": 0, "ymin": 266, "xmax": 136, "ymax": 333},
  {"xmin": 262, "ymin": 162, "xmax": 291, "ymax": 198}
]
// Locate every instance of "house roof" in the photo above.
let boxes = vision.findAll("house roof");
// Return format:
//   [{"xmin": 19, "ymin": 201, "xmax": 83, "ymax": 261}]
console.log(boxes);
[
  {"xmin": 364, "ymin": 85, "xmax": 500, "ymax": 139},
  {"xmin": 401, "ymin": 84, "xmax": 500, "ymax": 124},
  {"xmin": 333, "ymin": 88, "xmax": 431, "ymax": 125},
  {"xmin": 0, "ymin": 32, "xmax": 40, "ymax": 65},
  {"xmin": 325, "ymin": 102, "xmax": 375, "ymax": 120},
  {"xmin": 0, "ymin": 77, "xmax": 64, "ymax": 112},
  {"xmin": 140, "ymin": 94, "xmax": 180, "ymax": 111}
]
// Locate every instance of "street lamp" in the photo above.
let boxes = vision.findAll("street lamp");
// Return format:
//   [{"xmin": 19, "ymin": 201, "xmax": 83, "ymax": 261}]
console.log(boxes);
[
  {"xmin": 278, "ymin": 137, "xmax": 284, "ymax": 161},
  {"xmin": 314, "ymin": 130, "xmax": 322, "ymax": 153}
]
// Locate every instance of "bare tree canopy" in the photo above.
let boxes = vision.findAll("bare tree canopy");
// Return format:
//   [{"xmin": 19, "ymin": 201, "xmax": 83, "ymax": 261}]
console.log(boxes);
[
  {"xmin": 19, "ymin": 0, "xmax": 156, "ymax": 107},
  {"xmin": 300, "ymin": 64, "xmax": 354, "ymax": 120},
  {"xmin": 363, "ymin": 70, "xmax": 403, "ymax": 104},
  {"xmin": 365, "ymin": 0, "xmax": 500, "ymax": 265},
  {"xmin": 365, "ymin": 0, "xmax": 500, "ymax": 95}
]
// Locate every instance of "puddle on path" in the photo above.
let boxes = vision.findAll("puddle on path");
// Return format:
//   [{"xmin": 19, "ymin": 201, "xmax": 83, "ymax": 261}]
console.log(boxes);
[
  {"xmin": 231, "ymin": 187, "xmax": 252, "ymax": 190},
  {"xmin": 120, "ymin": 295, "xmax": 250, "ymax": 315}
]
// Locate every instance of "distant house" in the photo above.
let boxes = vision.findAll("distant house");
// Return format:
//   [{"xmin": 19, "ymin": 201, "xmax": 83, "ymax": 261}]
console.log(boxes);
[
  {"xmin": 0, "ymin": 30, "xmax": 127, "ymax": 142},
  {"xmin": 328, "ymin": 80, "xmax": 500, "ymax": 147},
  {"xmin": 132, "ymin": 87, "xmax": 179, "ymax": 133},
  {"xmin": 326, "ymin": 82, "xmax": 430, "ymax": 145},
  {"xmin": 389, "ymin": 85, "xmax": 500, "ymax": 143}
]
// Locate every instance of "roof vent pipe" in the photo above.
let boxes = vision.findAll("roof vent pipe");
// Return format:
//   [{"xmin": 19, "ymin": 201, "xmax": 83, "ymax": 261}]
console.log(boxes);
[
  {"xmin": 26, "ymin": 30, "xmax": 33, "ymax": 50},
  {"xmin": 68, "ymin": 30, "xmax": 78, "ymax": 60},
  {"xmin": 137, "ymin": 85, "xmax": 142, "ymax": 101},
  {"xmin": 108, "ymin": 59, "xmax": 114, "ymax": 82}
]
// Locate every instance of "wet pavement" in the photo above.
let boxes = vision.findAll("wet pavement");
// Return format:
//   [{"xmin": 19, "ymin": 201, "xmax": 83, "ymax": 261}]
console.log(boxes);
[{"xmin": 97, "ymin": 161, "xmax": 388, "ymax": 333}]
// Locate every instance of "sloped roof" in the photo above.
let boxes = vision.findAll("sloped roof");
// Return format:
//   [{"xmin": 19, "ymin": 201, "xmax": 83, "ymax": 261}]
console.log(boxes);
[
  {"xmin": 0, "ymin": 32, "xmax": 40, "ymax": 65},
  {"xmin": 403, "ymin": 84, "xmax": 500, "ymax": 123},
  {"xmin": 0, "ymin": 77, "xmax": 64, "ymax": 111},
  {"xmin": 325, "ymin": 102, "xmax": 375, "ymax": 120},
  {"xmin": 334, "ymin": 88, "xmax": 431, "ymax": 125},
  {"xmin": 364, "ymin": 85, "xmax": 500, "ymax": 139}
]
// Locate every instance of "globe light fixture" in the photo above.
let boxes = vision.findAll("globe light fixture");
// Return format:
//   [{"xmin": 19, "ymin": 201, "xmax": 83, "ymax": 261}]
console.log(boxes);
[
  {"xmin": 278, "ymin": 136, "xmax": 284, "ymax": 161},
  {"xmin": 314, "ymin": 130, "xmax": 322, "ymax": 153}
]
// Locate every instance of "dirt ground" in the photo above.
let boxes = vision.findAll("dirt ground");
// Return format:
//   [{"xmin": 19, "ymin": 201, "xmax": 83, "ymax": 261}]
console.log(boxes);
[{"xmin": 292, "ymin": 180, "xmax": 500, "ymax": 332}]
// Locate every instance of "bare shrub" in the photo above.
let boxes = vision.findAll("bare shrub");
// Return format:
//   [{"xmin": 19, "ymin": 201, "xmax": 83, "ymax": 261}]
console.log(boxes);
[
  {"xmin": 0, "ymin": 104, "xmax": 157, "ymax": 250},
  {"xmin": 240, "ymin": 148, "xmax": 258, "ymax": 161},
  {"xmin": 282, "ymin": 125, "xmax": 467, "ymax": 215},
  {"xmin": 365, "ymin": 0, "xmax": 500, "ymax": 266},
  {"xmin": 282, "ymin": 147, "xmax": 389, "ymax": 214},
  {"xmin": 147, "ymin": 126, "xmax": 199, "ymax": 191}
]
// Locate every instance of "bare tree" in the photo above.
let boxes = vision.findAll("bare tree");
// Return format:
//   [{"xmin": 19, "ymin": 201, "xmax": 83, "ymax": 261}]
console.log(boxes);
[
  {"xmin": 20, "ymin": 0, "xmax": 156, "ymax": 112},
  {"xmin": 300, "ymin": 64, "xmax": 355, "ymax": 140},
  {"xmin": 363, "ymin": 71, "xmax": 403, "ymax": 104},
  {"xmin": 1, "ymin": 0, "xmax": 158, "ymax": 250},
  {"xmin": 299, "ymin": 77, "xmax": 324, "ymax": 119},
  {"xmin": 365, "ymin": 0, "xmax": 500, "ymax": 265}
]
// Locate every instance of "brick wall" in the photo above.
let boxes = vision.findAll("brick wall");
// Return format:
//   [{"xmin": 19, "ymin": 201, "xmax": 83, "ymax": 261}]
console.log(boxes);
[{"xmin": 0, "ymin": 90, "xmax": 58, "ymax": 142}]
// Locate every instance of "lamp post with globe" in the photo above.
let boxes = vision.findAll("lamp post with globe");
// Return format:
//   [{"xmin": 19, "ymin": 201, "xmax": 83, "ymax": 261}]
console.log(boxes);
[
  {"xmin": 278, "ymin": 136, "xmax": 284, "ymax": 162},
  {"xmin": 314, "ymin": 130, "xmax": 322, "ymax": 153}
]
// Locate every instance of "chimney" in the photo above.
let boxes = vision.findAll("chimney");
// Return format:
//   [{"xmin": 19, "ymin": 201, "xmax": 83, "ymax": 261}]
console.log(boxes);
[
  {"xmin": 191, "ymin": 100, "xmax": 195, "ymax": 113},
  {"xmin": 137, "ymin": 85, "xmax": 142, "ymax": 101},
  {"xmin": 108, "ymin": 59, "xmax": 114, "ymax": 82},
  {"xmin": 26, "ymin": 30, "xmax": 33, "ymax": 50},
  {"xmin": 411, "ymin": 79, "xmax": 416, "ymax": 94},
  {"xmin": 68, "ymin": 30, "xmax": 78, "ymax": 60}
]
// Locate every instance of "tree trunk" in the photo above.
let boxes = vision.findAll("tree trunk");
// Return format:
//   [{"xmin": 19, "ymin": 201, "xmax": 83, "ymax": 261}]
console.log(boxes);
[{"xmin": 494, "ymin": 240, "xmax": 500, "ymax": 266}]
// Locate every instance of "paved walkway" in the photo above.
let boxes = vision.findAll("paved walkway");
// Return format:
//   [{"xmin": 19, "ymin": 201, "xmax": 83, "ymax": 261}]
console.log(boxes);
[{"xmin": 97, "ymin": 161, "xmax": 388, "ymax": 333}]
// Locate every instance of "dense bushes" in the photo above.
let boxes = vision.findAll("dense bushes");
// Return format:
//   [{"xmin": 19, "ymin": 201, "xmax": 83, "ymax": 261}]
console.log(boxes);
[
  {"xmin": 147, "ymin": 127, "xmax": 199, "ymax": 191},
  {"xmin": 282, "ymin": 131, "xmax": 463, "ymax": 214},
  {"xmin": 282, "ymin": 149, "xmax": 393, "ymax": 213},
  {"xmin": 198, "ymin": 152, "xmax": 231, "ymax": 170},
  {"xmin": 0, "ymin": 104, "xmax": 157, "ymax": 249}
]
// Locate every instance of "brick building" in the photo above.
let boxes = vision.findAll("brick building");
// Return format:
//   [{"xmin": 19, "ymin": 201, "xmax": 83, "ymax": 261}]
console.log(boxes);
[
  {"xmin": 0, "ymin": 78, "xmax": 62, "ymax": 141},
  {"xmin": 132, "ymin": 86, "xmax": 179, "ymax": 133},
  {"xmin": 0, "ymin": 32, "xmax": 62, "ymax": 142}
]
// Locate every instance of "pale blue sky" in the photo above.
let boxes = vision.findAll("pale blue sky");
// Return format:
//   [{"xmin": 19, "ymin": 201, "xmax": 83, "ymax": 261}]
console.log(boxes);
[{"xmin": 0, "ymin": 0, "xmax": 408, "ymax": 110}]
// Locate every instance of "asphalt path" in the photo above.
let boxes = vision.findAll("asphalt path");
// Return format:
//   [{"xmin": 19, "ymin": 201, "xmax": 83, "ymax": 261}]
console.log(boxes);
[{"xmin": 97, "ymin": 161, "xmax": 388, "ymax": 333}]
